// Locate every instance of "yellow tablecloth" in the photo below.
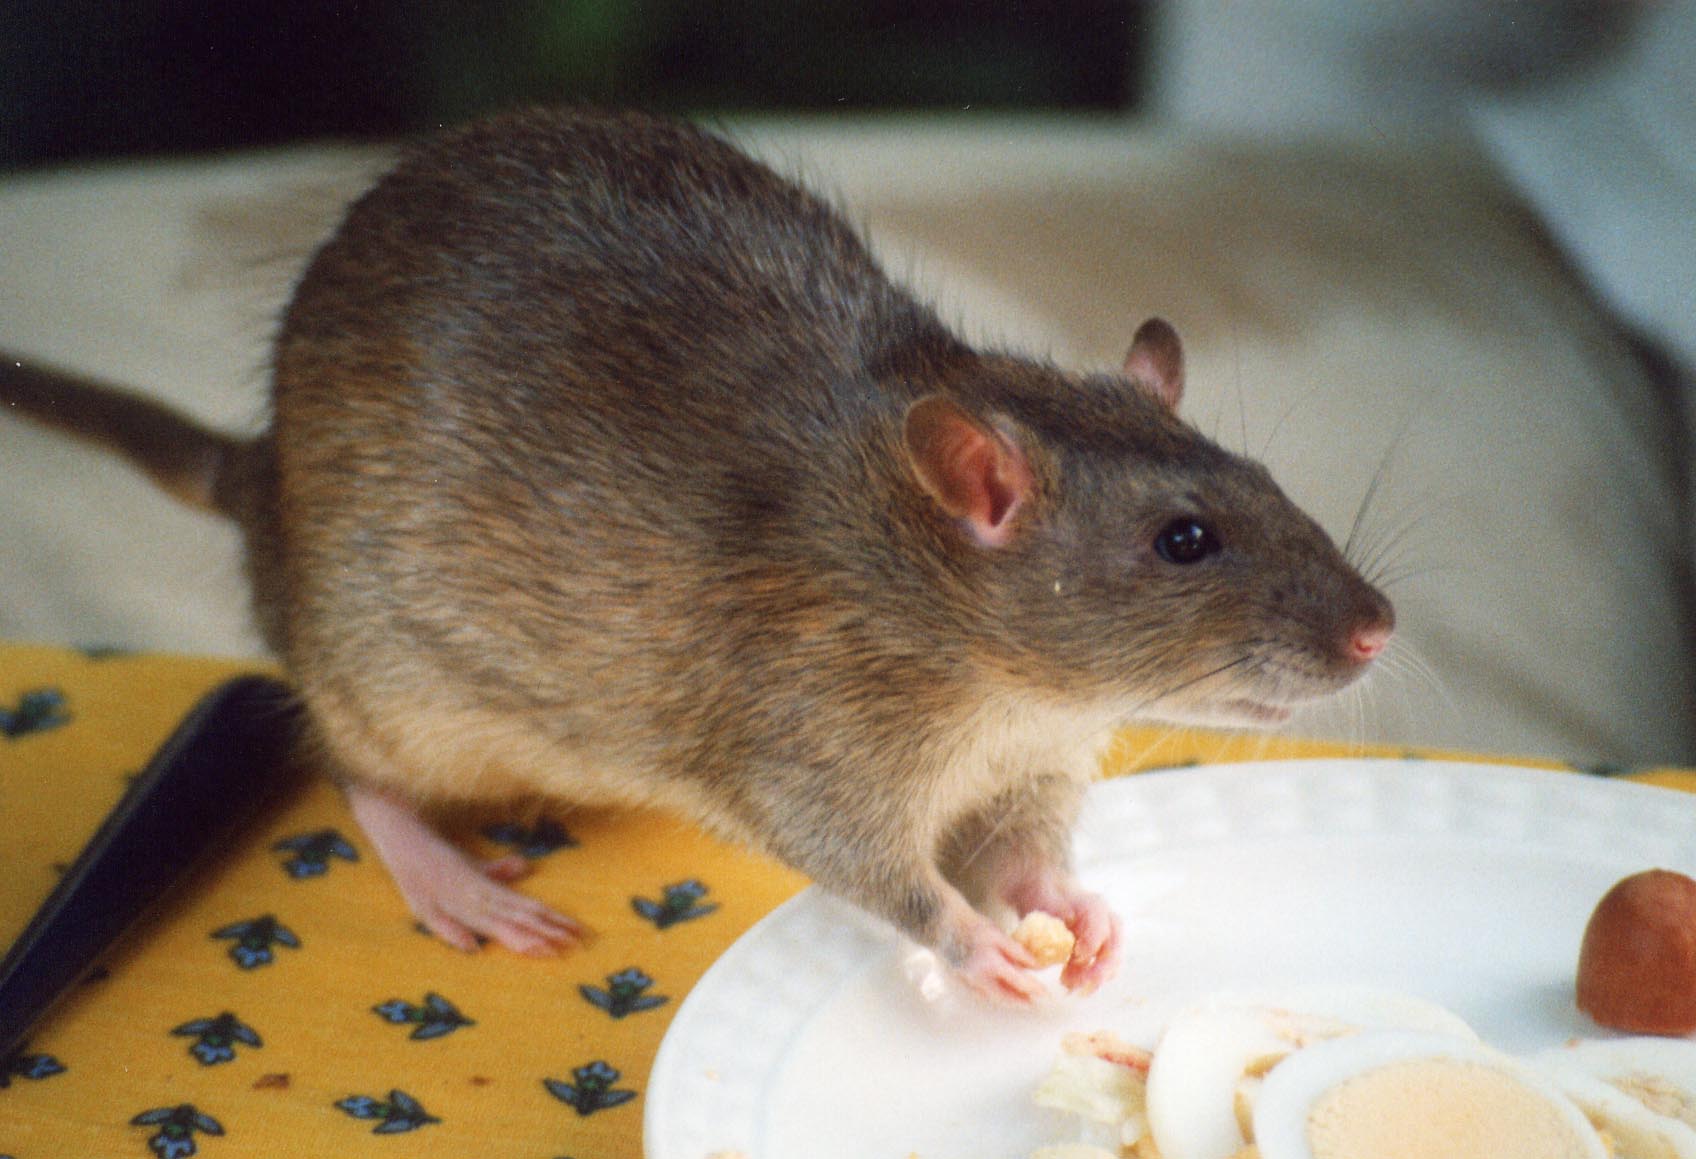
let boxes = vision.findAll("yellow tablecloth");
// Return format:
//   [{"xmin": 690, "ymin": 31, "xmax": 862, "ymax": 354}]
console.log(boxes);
[{"xmin": 2, "ymin": 643, "xmax": 1692, "ymax": 1158}]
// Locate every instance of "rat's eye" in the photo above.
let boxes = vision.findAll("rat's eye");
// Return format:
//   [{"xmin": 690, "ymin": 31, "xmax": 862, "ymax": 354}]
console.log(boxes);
[{"xmin": 1154, "ymin": 518, "xmax": 1221, "ymax": 565}]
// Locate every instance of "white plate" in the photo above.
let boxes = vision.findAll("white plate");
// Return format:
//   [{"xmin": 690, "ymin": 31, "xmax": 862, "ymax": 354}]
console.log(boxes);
[{"xmin": 644, "ymin": 759, "xmax": 1696, "ymax": 1158}]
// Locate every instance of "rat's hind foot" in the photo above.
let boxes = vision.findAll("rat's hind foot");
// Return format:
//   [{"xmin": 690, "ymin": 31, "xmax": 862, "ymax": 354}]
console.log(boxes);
[{"xmin": 345, "ymin": 781, "xmax": 587, "ymax": 955}]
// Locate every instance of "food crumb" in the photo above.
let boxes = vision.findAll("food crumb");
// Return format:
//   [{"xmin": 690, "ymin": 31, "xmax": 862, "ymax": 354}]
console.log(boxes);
[
  {"xmin": 252, "ymin": 1073, "xmax": 291, "ymax": 1091},
  {"xmin": 1013, "ymin": 911, "xmax": 1076, "ymax": 968}
]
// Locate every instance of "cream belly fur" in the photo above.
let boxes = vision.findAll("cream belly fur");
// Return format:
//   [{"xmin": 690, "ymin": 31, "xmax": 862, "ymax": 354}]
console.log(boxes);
[{"xmin": 306, "ymin": 683, "xmax": 735, "ymax": 822}]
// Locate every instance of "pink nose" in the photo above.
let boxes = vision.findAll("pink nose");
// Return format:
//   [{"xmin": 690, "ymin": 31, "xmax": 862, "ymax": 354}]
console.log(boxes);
[{"xmin": 1350, "ymin": 621, "xmax": 1392, "ymax": 663}]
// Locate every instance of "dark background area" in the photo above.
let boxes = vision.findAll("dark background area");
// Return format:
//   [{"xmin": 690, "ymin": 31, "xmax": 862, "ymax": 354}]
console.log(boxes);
[{"xmin": 0, "ymin": 1, "xmax": 1148, "ymax": 171}]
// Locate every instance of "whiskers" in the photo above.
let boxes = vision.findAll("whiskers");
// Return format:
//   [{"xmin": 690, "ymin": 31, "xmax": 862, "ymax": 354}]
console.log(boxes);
[
  {"xmin": 1292, "ymin": 630, "xmax": 1453, "ymax": 754},
  {"xmin": 1344, "ymin": 490, "xmax": 1452, "ymax": 596},
  {"xmin": 1129, "ymin": 652, "xmax": 1257, "ymax": 721},
  {"xmin": 1365, "ymin": 630, "xmax": 1455, "ymax": 722}
]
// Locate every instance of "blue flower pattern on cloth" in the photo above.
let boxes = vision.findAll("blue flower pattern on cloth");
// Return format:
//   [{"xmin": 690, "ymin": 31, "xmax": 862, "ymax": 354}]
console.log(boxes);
[
  {"xmin": 1, "ymin": 1046, "xmax": 66, "ymax": 1086},
  {"xmin": 544, "ymin": 1060, "xmax": 638, "ymax": 1116},
  {"xmin": 0, "ymin": 687, "xmax": 69, "ymax": 738},
  {"xmin": 372, "ymin": 992, "xmax": 475, "ymax": 1040},
  {"xmin": 335, "ymin": 1088, "xmax": 441, "ymax": 1134},
  {"xmin": 632, "ymin": 879, "xmax": 718, "ymax": 928},
  {"xmin": 211, "ymin": 915, "xmax": 301, "ymax": 968},
  {"xmin": 271, "ymin": 829, "xmax": 359, "ymax": 878},
  {"xmin": 130, "ymin": 1105, "xmax": 223, "ymax": 1159},
  {"xmin": 0, "ymin": 648, "xmax": 769, "ymax": 1157},
  {"xmin": 171, "ymin": 1012, "xmax": 262, "ymax": 1065},
  {"xmin": 580, "ymin": 968, "xmax": 669, "ymax": 1019},
  {"xmin": 483, "ymin": 818, "xmax": 577, "ymax": 857}
]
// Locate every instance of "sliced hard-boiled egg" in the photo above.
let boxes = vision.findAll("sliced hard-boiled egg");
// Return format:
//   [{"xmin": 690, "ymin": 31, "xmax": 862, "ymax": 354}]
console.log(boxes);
[
  {"xmin": 1252, "ymin": 1029, "xmax": 1608, "ymax": 1159},
  {"xmin": 1538, "ymin": 1067, "xmax": 1696, "ymax": 1159},
  {"xmin": 1144, "ymin": 1003, "xmax": 1290, "ymax": 1159},
  {"xmin": 1534, "ymin": 1036, "xmax": 1696, "ymax": 1157},
  {"xmin": 1144, "ymin": 986, "xmax": 1479, "ymax": 1159}
]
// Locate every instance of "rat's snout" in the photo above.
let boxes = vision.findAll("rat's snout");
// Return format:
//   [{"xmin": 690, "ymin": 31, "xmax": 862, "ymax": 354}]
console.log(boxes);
[
  {"xmin": 1349, "ymin": 619, "xmax": 1392, "ymax": 664},
  {"xmin": 1345, "ymin": 592, "xmax": 1396, "ymax": 667}
]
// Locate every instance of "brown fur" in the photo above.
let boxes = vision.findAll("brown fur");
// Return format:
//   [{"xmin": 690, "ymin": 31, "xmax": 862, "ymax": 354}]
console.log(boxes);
[{"xmin": 0, "ymin": 108, "xmax": 1390, "ymax": 976}]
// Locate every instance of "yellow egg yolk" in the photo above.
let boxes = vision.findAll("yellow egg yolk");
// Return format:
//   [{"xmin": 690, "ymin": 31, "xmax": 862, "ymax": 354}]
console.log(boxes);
[{"xmin": 1305, "ymin": 1058, "xmax": 1597, "ymax": 1159}]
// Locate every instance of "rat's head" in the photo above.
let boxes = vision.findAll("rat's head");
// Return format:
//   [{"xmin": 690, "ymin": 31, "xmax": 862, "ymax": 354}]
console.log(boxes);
[{"xmin": 902, "ymin": 318, "xmax": 1393, "ymax": 727}]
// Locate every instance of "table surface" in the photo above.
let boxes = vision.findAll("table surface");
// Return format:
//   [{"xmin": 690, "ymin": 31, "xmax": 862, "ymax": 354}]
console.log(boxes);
[{"xmin": 2, "ymin": 642, "xmax": 1690, "ymax": 1158}]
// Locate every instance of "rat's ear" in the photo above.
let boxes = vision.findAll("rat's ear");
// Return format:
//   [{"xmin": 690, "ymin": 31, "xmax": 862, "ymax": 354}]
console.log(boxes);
[
  {"xmin": 903, "ymin": 396, "xmax": 1033, "ymax": 549},
  {"xmin": 1122, "ymin": 317, "xmax": 1184, "ymax": 411}
]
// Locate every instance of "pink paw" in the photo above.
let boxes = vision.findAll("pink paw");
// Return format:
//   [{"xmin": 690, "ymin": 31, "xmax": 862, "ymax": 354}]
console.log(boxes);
[
  {"xmin": 1003, "ymin": 871, "xmax": 1124, "ymax": 994},
  {"xmin": 405, "ymin": 852, "xmax": 589, "ymax": 956},
  {"xmin": 956, "ymin": 921, "xmax": 1047, "ymax": 1005},
  {"xmin": 346, "ymin": 782, "xmax": 588, "ymax": 956},
  {"xmin": 1055, "ymin": 891, "xmax": 1122, "ymax": 993}
]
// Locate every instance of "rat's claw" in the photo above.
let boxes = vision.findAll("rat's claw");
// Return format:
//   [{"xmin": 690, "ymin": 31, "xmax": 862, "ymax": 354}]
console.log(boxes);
[
  {"xmin": 1048, "ymin": 887, "xmax": 1121, "ymax": 993},
  {"xmin": 957, "ymin": 922, "xmax": 1046, "ymax": 1005},
  {"xmin": 1060, "ymin": 902, "xmax": 1123, "ymax": 993}
]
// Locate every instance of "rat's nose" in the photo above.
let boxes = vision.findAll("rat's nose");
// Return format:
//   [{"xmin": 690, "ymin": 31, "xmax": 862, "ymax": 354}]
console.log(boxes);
[{"xmin": 1348, "ymin": 620, "xmax": 1392, "ymax": 664}]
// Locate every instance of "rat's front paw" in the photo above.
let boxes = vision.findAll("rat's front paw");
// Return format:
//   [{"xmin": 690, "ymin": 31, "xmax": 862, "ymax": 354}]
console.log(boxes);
[
  {"xmin": 953, "ymin": 920, "xmax": 1046, "ymax": 1004},
  {"xmin": 1003, "ymin": 870, "xmax": 1123, "ymax": 994},
  {"xmin": 1053, "ymin": 889, "xmax": 1122, "ymax": 994}
]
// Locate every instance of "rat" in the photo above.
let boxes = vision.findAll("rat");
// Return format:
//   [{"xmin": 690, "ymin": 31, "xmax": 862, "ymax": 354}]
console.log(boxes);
[{"xmin": 0, "ymin": 107, "xmax": 1392, "ymax": 1002}]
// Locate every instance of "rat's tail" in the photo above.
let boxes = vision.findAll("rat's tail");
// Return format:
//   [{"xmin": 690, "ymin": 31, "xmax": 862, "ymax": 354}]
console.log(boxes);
[{"xmin": 1, "ymin": 351, "xmax": 256, "ymax": 518}]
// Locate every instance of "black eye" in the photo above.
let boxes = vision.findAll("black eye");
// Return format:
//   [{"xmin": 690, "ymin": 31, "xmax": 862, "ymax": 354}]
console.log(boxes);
[{"xmin": 1154, "ymin": 518, "xmax": 1220, "ymax": 565}]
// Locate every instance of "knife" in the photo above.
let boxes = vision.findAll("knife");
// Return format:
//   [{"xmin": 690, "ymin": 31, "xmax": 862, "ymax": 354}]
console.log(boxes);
[{"xmin": 0, "ymin": 673, "xmax": 301, "ymax": 1060}]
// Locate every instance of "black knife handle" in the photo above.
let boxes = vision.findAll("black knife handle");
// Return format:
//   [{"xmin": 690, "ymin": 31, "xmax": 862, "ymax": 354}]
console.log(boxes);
[{"xmin": 0, "ymin": 673, "xmax": 301, "ymax": 1059}]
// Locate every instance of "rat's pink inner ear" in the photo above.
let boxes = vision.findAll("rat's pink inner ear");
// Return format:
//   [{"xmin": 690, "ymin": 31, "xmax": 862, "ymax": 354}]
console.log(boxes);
[
  {"xmin": 1122, "ymin": 317, "xmax": 1185, "ymax": 411},
  {"xmin": 903, "ymin": 396, "xmax": 1032, "ymax": 548}
]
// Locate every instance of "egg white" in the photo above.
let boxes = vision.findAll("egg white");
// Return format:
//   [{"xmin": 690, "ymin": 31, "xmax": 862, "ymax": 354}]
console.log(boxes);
[
  {"xmin": 1534, "ymin": 1037, "xmax": 1696, "ymax": 1158},
  {"xmin": 1143, "ymin": 985, "xmax": 1478, "ymax": 1159},
  {"xmin": 1252, "ymin": 1029, "xmax": 1608, "ymax": 1159}
]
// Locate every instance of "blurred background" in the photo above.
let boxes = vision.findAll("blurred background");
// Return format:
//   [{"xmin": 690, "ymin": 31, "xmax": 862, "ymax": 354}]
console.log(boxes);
[
  {"xmin": 0, "ymin": 0, "xmax": 1151, "ymax": 169},
  {"xmin": 4, "ymin": 0, "xmax": 1675, "ymax": 170}
]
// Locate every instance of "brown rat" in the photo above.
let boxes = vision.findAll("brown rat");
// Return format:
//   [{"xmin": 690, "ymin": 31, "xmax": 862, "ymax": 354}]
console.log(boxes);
[{"xmin": 0, "ymin": 107, "xmax": 1392, "ymax": 1001}]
